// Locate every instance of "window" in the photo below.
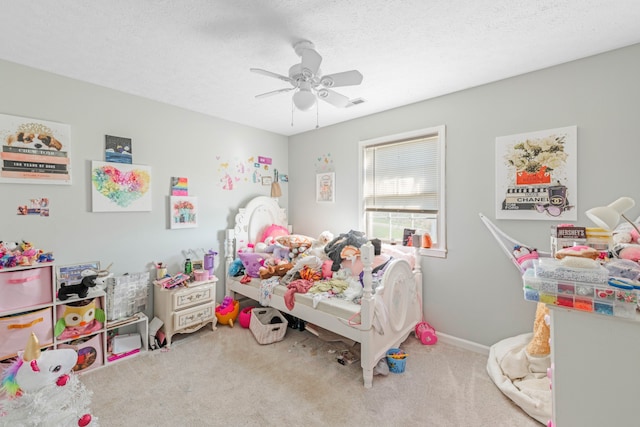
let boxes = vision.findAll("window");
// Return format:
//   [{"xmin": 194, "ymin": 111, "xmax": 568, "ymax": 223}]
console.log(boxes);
[{"xmin": 359, "ymin": 125, "xmax": 446, "ymax": 257}]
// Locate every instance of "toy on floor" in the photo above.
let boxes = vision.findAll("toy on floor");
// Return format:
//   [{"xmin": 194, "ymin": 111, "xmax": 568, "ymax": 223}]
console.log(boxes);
[
  {"xmin": 0, "ymin": 333, "xmax": 94, "ymax": 426},
  {"xmin": 215, "ymin": 296, "xmax": 240, "ymax": 327},
  {"xmin": 414, "ymin": 321, "xmax": 438, "ymax": 345},
  {"xmin": 238, "ymin": 306, "xmax": 254, "ymax": 328}
]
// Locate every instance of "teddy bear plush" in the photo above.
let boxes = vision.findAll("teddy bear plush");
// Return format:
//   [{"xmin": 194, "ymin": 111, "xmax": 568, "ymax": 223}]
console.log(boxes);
[{"xmin": 526, "ymin": 302, "xmax": 550, "ymax": 357}]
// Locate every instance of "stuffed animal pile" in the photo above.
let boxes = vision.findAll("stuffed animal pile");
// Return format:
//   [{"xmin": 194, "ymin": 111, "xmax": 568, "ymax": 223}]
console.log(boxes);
[{"xmin": 0, "ymin": 240, "xmax": 54, "ymax": 269}]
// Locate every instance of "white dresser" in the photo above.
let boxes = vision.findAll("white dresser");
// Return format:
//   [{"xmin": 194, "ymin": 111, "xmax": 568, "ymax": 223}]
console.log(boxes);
[{"xmin": 153, "ymin": 277, "xmax": 217, "ymax": 347}]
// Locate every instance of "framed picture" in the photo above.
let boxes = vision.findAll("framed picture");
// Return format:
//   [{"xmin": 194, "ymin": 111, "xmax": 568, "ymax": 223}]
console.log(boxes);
[
  {"xmin": 170, "ymin": 196, "xmax": 198, "ymax": 229},
  {"xmin": 192, "ymin": 260, "xmax": 204, "ymax": 271},
  {"xmin": 496, "ymin": 126, "xmax": 577, "ymax": 220},
  {"xmin": 261, "ymin": 176, "xmax": 273, "ymax": 186},
  {"xmin": 104, "ymin": 135, "xmax": 132, "ymax": 164},
  {"xmin": 91, "ymin": 161, "xmax": 152, "ymax": 212},
  {"xmin": 0, "ymin": 113, "xmax": 72, "ymax": 185},
  {"xmin": 316, "ymin": 172, "xmax": 335, "ymax": 203}
]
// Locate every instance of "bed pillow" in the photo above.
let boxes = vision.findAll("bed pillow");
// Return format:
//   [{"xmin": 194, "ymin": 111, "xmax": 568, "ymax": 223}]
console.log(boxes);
[
  {"xmin": 275, "ymin": 234, "xmax": 314, "ymax": 250},
  {"xmin": 260, "ymin": 224, "xmax": 289, "ymax": 244}
]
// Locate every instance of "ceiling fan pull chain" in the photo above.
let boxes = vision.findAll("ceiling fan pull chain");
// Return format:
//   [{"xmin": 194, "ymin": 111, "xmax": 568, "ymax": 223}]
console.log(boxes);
[
  {"xmin": 291, "ymin": 97, "xmax": 294, "ymax": 127},
  {"xmin": 316, "ymin": 99, "xmax": 320, "ymax": 129}
]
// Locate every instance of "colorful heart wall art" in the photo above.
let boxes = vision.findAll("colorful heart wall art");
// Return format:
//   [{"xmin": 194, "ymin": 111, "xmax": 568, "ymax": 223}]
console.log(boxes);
[{"xmin": 91, "ymin": 161, "xmax": 151, "ymax": 212}]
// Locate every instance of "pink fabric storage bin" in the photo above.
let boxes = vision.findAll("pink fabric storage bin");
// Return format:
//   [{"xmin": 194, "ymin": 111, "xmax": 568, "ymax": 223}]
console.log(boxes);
[
  {"xmin": 0, "ymin": 265, "xmax": 53, "ymax": 312},
  {"xmin": 58, "ymin": 333, "xmax": 103, "ymax": 373},
  {"xmin": 0, "ymin": 307, "xmax": 54, "ymax": 359}
]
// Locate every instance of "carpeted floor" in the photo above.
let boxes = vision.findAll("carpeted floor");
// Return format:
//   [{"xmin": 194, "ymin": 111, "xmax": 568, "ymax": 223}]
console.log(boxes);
[{"xmin": 80, "ymin": 323, "xmax": 541, "ymax": 426}]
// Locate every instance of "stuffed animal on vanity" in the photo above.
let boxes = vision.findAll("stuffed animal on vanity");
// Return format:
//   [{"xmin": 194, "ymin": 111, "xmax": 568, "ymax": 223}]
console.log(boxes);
[
  {"xmin": 611, "ymin": 223, "xmax": 640, "ymax": 262},
  {"xmin": 58, "ymin": 275, "xmax": 98, "ymax": 301}
]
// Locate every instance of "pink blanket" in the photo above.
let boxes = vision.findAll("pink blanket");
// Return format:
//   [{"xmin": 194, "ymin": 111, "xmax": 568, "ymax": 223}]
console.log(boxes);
[{"xmin": 284, "ymin": 279, "xmax": 314, "ymax": 310}]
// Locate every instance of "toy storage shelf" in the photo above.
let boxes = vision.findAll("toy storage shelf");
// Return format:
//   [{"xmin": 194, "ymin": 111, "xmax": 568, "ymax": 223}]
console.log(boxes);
[
  {"xmin": 0, "ymin": 263, "xmax": 56, "ymax": 362},
  {"xmin": 105, "ymin": 312, "xmax": 149, "ymax": 365},
  {"xmin": 1, "ymin": 262, "xmax": 149, "ymax": 374}
]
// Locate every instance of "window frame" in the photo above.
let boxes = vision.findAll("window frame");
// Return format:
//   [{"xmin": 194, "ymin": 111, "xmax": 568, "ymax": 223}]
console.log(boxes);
[{"xmin": 358, "ymin": 125, "xmax": 447, "ymax": 258}]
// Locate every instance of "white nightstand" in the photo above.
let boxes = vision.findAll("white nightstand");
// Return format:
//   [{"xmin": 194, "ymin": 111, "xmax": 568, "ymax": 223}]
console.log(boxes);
[{"xmin": 153, "ymin": 277, "xmax": 217, "ymax": 347}]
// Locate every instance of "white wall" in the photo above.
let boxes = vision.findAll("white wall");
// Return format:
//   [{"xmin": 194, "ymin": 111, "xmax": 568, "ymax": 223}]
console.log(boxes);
[
  {"xmin": 288, "ymin": 43, "xmax": 640, "ymax": 347},
  {"xmin": 0, "ymin": 60, "xmax": 289, "ymax": 312}
]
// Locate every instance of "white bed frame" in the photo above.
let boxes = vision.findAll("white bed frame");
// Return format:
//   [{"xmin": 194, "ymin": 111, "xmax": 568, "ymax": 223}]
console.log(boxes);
[{"xmin": 224, "ymin": 196, "xmax": 423, "ymax": 388}]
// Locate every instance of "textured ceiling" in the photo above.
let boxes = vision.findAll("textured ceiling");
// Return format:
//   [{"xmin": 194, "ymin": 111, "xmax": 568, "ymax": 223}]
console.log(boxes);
[{"xmin": 2, "ymin": 1, "xmax": 640, "ymax": 136}]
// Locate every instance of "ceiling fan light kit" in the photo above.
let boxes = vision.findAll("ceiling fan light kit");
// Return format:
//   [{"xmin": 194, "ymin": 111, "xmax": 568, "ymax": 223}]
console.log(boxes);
[{"xmin": 251, "ymin": 40, "xmax": 363, "ymax": 114}]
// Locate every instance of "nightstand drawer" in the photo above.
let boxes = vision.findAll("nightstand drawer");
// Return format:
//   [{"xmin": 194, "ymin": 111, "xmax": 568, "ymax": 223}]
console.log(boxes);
[
  {"xmin": 173, "ymin": 302, "xmax": 215, "ymax": 330},
  {"xmin": 172, "ymin": 284, "xmax": 214, "ymax": 310}
]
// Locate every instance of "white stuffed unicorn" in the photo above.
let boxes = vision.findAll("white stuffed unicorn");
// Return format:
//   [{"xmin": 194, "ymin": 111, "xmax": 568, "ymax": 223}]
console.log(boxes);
[{"xmin": 0, "ymin": 333, "xmax": 96, "ymax": 426}]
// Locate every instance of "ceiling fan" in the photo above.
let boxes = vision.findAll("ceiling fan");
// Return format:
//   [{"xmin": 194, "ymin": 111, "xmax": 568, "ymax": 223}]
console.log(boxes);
[{"xmin": 250, "ymin": 40, "xmax": 363, "ymax": 112}]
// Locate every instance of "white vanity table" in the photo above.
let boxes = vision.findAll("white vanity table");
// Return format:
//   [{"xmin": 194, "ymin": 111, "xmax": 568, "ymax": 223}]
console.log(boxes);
[{"xmin": 549, "ymin": 306, "xmax": 640, "ymax": 426}]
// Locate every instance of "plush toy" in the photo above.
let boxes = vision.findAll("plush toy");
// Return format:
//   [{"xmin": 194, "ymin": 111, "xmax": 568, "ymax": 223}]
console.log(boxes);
[
  {"xmin": 54, "ymin": 298, "xmax": 106, "ymax": 339},
  {"xmin": 610, "ymin": 222, "xmax": 640, "ymax": 261},
  {"xmin": 554, "ymin": 245, "xmax": 599, "ymax": 260},
  {"xmin": 525, "ymin": 302, "xmax": 550, "ymax": 357},
  {"xmin": 0, "ymin": 333, "xmax": 94, "ymax": 426},
  {"xmin": 228, "ymin": 258, "xmax": 244, "ymax": 277},
  {"xmin": 269, "ymin": 243, "xmax": 290, "ymax": 261},
  {"xmin": 58, "ymin": 275, "xmax": 98, "ymax": 301},
  {"xmin": 513, "ymin": 245, "xmax": 539, "ymax": 270},
  {"xmin": 260, "ymin": 224, "xmax": 289, "ymax": 243},
  {"xmin": 238, "ymin": 252, "xmax": 265, "ymax": 278},
  {"xmin": 259, "ymin": 261, "xmax": 293, "ymax": 280}
]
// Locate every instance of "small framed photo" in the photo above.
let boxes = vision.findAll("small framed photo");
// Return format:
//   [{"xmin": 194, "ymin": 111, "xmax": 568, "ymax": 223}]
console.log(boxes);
[
  {"xmin": 316, "ymin": 172, "xmax": 335, "ymax": 203},
  {"xmin": 261, "ymin": 176, "xmax": 273, "ymax": 186},
  {"xmin": 192, "ymin": 260, "xmax": 204, "ymax": 271}
]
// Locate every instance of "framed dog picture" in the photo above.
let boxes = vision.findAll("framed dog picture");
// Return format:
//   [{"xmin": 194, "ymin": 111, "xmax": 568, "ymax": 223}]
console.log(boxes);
[{"xmin": 0, "ymin": 113, "xmax": 72, "ymax": 185}]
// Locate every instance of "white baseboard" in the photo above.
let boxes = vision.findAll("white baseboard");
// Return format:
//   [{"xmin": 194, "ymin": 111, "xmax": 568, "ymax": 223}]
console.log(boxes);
[{"xmin": 436, "ymin": 332, "xmax": 490, "ymax": 356}]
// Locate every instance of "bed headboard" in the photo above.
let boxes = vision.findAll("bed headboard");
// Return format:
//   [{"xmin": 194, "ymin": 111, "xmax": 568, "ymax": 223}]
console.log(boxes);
[{"xmin": 230, "ymin": 196, "xmax": 288, "ymax": 255}]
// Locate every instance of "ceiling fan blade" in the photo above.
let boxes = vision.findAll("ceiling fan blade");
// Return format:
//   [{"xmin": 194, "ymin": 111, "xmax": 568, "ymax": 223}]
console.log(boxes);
[
  {"xmin": 317, "ymin": 89, "xmax": 351, "ymax": 108},
  {"xmin": 300, "ymin": 48, "xmax": 322, "ymax": 77},
  {"xmin": 255, "ymin": 87, "xmax": 294, "ymax": 99},
  {"xmin": 250, "ymin": 68, "xmax": 292, "ymax": 83},
  {"xmin": 320, "ymin": 70, "xmax": 363, "ymax": 88}
]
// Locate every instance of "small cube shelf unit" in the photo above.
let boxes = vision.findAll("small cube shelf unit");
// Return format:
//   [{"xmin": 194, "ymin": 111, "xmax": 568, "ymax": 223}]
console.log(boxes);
[{"xmin": 0, "ymin": 263, "xmax": 148, "ymax": 374}]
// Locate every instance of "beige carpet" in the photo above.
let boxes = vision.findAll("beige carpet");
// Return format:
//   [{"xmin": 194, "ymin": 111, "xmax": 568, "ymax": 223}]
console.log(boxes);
[{"xmin": 80, "ymin": 324, "xmax": 541, "ymax": 426}]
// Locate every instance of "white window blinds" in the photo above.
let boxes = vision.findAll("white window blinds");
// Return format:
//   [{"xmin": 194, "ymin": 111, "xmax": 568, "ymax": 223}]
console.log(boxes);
[{"xmin": 363, "ymin": 135, "xmax": 440, "ymax": 212}]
